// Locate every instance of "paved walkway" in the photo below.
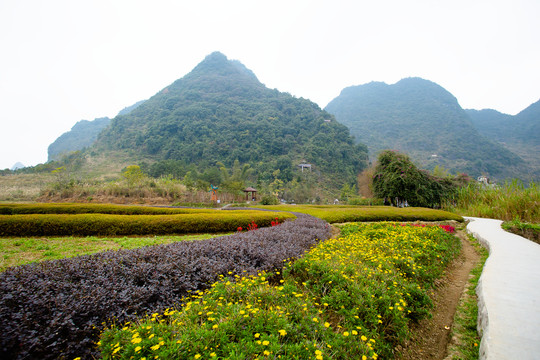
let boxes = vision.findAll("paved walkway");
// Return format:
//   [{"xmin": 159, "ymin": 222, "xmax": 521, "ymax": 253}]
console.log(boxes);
[{"xmin": 465, "ymin": 217, "xmax": 540, "ymax": 360}]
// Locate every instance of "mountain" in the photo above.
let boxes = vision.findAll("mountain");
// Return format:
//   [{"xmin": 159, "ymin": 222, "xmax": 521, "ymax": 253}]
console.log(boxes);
[
  {"xmin": 47, "ymin": 100, "xmax": 146, "ymax": 161},
  {"xmin": 325, "ymin": 77, "xmax": 528, "ymax": 180},
  {"xmin": 10, "ymin": 162, "xmax": 24, "ymax": 170},
  {"xmin": 117, "ymin": 100, "xmax": 146, "ymax": 116},
  {"xmin": 466, "ymin": 100, "xmax": 540, "ymax": 179},
  {"xmin": 94, "ymin": 52, "xmax": 368, "ymax": 187},
  {"xmin": 48, "ymin": 117, "xmax": 111, "ymax": 161}
]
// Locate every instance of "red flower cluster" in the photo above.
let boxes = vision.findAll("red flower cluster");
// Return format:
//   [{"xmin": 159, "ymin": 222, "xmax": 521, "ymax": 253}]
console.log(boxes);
[
  {"xmin": 238, "ymin": 221, "xmax": 260, "ymax": 232},
  {"xmin": 247, "ymin": 221, "xmax": 258, "ymax": 231},
  {"xmin": 398, "ymin": 223, "xmax": 455, "ymax": 233},
  {"xmin": 438, "ymin": 225, "xmax": 455, "ymax": 233},
  {"xmin": 271, "ymin": 217, "xmax": 280, "ymax": 227}
]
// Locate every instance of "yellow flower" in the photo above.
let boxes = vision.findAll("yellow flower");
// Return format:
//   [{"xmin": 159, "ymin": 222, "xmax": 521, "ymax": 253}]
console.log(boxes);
[
  {"xmin": 352, "ymin": 330, "xmax": 358, "ymax": 335},
  {"xmin": 262, "ymin": 340, "xmax": 270, "ymax": 346},
  {"xmin": 278, "ymin": 329, "xmax": 287, "ymax": 336},
  {"xmin": 343, "ymin": 332, "xmax": 349, "ymax": 337},
  {"xmin": 132, "ymin": 337, "xmax": 142, "ymax": 344},
  {"xmin": 112, "ymin": 347, "xmax": 121, "ymax": 354},
  {"xmin": 254, "ymin": 333, "xmax": 260, "ymax": 338},
  {"xmin": 135, "ymin": 346, "xmax": 142, "ymax": 352},
  {"xmin": 194, "ymin": 355, "xmax": 201, "ymax": 359},
  {"xmin": 263, "ymin": 350, "xmax": 270, "ymax": 355},
  {"xmin": 324, "ymin": 322, "xmax": 330, "ymax": 328},
  {"xmin": 150, "ymin": 344, "xmax": 160, "ymax": 351},
  {"xmin": 361, "ymin": 335, "xmax": 368, "ymax": 341},
  {"xmin": 210, "ymin": 352, "xmax": 217, "ymax": 357}
]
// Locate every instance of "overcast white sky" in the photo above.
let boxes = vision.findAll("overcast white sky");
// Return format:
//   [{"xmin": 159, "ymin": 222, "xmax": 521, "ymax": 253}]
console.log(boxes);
[{"xmin": 1, "ymin": 0, "xmax": 539, "ymax": 169}]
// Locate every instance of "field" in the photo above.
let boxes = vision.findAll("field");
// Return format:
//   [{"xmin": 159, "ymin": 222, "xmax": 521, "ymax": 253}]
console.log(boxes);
[
  {"xmin": 0, "ymin": 203, "xmax": 474, "ymax": 359},
  {"xmin": 99, "ymin": 222, "xmax": 461, "ymax": 359},
  {"xmin": 0, "ymin": 234, "xmax": 223, "ymax": 271}
]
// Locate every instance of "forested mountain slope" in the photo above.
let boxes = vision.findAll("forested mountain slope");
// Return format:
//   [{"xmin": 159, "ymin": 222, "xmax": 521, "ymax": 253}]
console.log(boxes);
[
  {"xmin": 466, "ymin": 100, "xmax": 540, "ymax": 180},
  {"xmin": 48, "ymin": 117, "xmax": 111, "ymax": 161},
  {"xmin": 94, "ymin": 52, "xmax": 368, "ymax": 187},
  {"xmin": 325, "ymin": 78, "xmax": 528, "ymax": 180}
]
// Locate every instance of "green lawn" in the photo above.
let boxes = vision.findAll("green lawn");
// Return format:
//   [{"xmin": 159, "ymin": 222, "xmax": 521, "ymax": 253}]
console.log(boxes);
[{"xmin": 0, "ymin": 233, "xmax": 227, "ymax": 271}]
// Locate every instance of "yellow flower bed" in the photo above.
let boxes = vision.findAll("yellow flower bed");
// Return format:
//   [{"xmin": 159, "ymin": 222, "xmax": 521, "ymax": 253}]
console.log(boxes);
[{"xmin": 99, "ymin": 222, "xmax": 460, "ymax": 359}]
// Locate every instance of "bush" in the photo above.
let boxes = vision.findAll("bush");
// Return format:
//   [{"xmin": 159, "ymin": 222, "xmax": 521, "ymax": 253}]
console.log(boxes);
[
  {"xmin": 0, "ymin": 203, "xmax": 217, "ymax": 215},
  {"xmin": 258, "ymin": 205, "xmax": 463, "ymax": 223},
  {"xmin": 0, "ymin": 211, "xmax": 295, "ymax": 236},
  {"xmin": 0, "ymin": 215, "xmax": 331, "ymax": 360}
]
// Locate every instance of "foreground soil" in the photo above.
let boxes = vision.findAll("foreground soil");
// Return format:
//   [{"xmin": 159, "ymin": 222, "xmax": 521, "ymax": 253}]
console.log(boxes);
[{"xmin": 397, "ymin": 229, "xmax": 481, "ymax": 360}]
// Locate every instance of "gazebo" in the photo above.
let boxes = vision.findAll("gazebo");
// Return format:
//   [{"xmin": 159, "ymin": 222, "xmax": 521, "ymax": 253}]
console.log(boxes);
[{"xmin": 244, "ymin": 187, "xmax": 257, "ymax": 202}]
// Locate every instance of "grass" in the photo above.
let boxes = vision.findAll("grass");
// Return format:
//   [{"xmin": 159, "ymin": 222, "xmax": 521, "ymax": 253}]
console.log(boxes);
[
  {"xmin": 257, "ymin": 204, "xmax": 463, "ymax": 223},
  {"xmin": 0, "ymin": 233, "xmax": 226, "ymax": 271},
  {"xmin": 502, "ymin": 219, "xmax": 540, "ymax": 244},
  {"xmin": 98, "ymin": 222, "xmax": 461, "ymax": 359},
  {"xmin": 446, "ymin": 232, "xmax": 488, "ymax": 360},
  {"xmin": 444, "ymin": 180, "xmax": 539, "ymax": 223}
]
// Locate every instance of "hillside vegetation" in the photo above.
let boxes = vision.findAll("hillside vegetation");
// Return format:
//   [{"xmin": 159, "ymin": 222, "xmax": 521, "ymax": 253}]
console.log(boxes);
[
  {"xmin": 466, "ymin": 102, "xmax": 540, "ymax": 180},
  {"xmin": 93, "ymin": 52, "xmax": 368, "ymax": 192},
  {"xmin": 325, "ymin": 78, "xmax": 528, "ymax": 181},
  {"xmin": 47, "ymin": 117, "xmax": 111, "ymax": 161}
]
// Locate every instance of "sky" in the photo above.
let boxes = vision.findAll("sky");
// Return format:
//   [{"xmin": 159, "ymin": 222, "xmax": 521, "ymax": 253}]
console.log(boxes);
[{"xmin": 1, "ymin": 0, "xmax": 539, "ymax": 170}]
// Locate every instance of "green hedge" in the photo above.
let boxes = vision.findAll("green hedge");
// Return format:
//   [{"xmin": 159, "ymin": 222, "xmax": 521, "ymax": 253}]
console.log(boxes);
[
  {"xmin": 260, "ymin": 205, "xmax": 463, "ymax": 223},
  {"xmin": 0, "ymin": 203, "xmax": 217, "ymax": 215},
  {"xmin": 0, "ymin": 211, "xmax": 295, "ymax": 236}
]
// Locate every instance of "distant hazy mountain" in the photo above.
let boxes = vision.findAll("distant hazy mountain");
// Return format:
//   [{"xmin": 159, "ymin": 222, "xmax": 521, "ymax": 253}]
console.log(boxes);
[
  {"xmin": 466, "ymin": 99, "xmax": 540, "ymax": 180},
  {"xmin": 47, "ymin": 100, "xmax": 145, "ymax": 161},
  {"xmin": 117, "ymin": 100, "xmax": 146, "ymax": 116},
  {"xmin": 325, "ymin": 77, "xmax": 527, "ymax": 180},
  {"xmin": 93, "ymin": 52, "xmax": 367, "ymax": 187},
  {"xmin": 47, "ymin": 117, "xmax": 111, "ymax": 161},
  {"xmin": 10, "ymin": 162, "xmax": 24, "ymax": 170}
]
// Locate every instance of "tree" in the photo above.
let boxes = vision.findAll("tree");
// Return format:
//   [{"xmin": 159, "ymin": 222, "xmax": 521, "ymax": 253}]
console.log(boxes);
[
  {"xmin": 122, "ymin": 165, "xmax": 145, "ymax": 187},
  {"xmin": 372, "ymin": 150, "xmax": 463, "ymax": 208}
]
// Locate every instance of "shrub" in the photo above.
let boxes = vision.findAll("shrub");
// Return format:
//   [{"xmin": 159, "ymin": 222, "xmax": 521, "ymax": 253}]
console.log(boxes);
[
  {"xmin": 259, "ymin": 205, "xmax": 463, "ymax": 223},
  {"xmin": 0, "ymin": 203, "xmax": 217, "ymax": 215},
  {"xmin": 0, "ymin": 215, "xmax": 331, "ymax": 360},
  {"xmin": 0, "ymin": 211, "xmax": 295, "ymax": 236}
]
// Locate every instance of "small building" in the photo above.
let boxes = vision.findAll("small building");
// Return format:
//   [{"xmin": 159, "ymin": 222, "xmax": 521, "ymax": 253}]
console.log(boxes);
[
  {"xmin": 298, "ymin": 163, "xmax": 312, "ymax": 172},
  {"xmin": 244, "ymin": 187, "xmax": 257, "ymax": 201}
]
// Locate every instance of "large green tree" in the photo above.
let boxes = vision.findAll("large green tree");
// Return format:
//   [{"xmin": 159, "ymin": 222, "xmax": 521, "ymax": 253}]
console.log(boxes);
[{"xmin": 372, "ymin": 150, "xmax": 466, "ymax": 208}]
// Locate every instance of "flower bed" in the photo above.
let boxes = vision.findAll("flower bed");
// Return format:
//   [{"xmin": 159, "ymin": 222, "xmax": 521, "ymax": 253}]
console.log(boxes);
[
  {"xmin": 99, "ymin": 222, "xmax": 460, "ymax": 359},
  {"xmin": 0, "ymin": 215, "xmax": 330, "ymax": 359}
]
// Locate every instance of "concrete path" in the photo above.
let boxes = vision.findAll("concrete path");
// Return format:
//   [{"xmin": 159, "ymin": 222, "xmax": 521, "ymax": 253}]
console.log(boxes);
[{"xmin": 465, "ymin": 217, "xmax": 540, "ymax": 360}]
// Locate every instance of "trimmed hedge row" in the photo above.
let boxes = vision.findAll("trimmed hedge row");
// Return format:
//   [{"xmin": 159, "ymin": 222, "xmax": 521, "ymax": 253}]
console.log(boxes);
[
  {"xmin": 0, "ymin": 211, "xmax": 295, "ymax": 236},
  {"xmin": 0, "ymin": 203, "xmax": 217, "ymax": 215},
  {"xmin": 0, "ymin": 214, "xmax": 332, "ymax": 360},
  {"xmin": 261, "ymin": 205, "xmax": 463, "ymax": 223}
]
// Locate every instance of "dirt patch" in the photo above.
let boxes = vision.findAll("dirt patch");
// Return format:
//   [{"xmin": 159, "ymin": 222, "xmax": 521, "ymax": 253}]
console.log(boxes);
[{"xmin": 396, "ymin": 230, "xmax": 481, "ymax": 360}]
